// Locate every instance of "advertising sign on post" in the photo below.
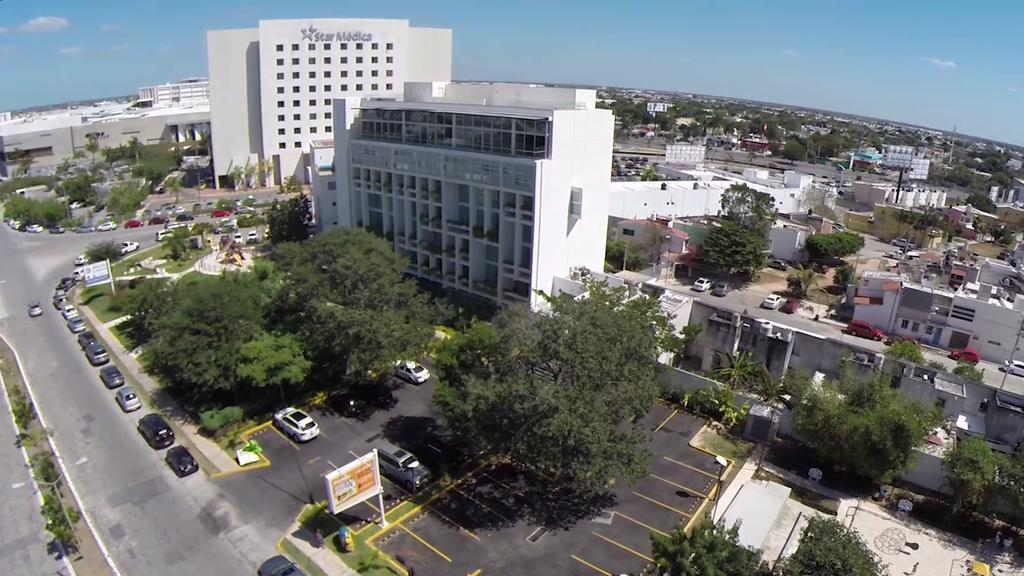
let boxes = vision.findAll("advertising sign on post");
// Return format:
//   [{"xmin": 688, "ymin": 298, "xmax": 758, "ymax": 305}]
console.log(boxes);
[
  {"xmin": 324, "ymin": 451, "xmax": 385, "ymax": 523},
  {"xmin": 82, "ymin": 260, "xmax": 112, "ymax": 288}
]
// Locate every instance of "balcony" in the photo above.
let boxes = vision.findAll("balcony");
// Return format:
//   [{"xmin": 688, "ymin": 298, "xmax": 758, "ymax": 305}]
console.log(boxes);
[
  {"xmin": 446, "ymin": 220, "xmax": 470, "ymax": 234},
  {"xmin": 472, "ymin": 281, "xmax": 497, "ymax": 296}
]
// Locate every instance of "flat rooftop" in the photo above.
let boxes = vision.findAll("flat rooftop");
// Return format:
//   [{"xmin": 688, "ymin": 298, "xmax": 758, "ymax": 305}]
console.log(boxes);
[
  {"xmin": 360, "ymin": 100, "xmax": 552, "ymax": 120},
  {"xmin": 0, "ymin": 100, "xmax": 209, "ymax": 137}
]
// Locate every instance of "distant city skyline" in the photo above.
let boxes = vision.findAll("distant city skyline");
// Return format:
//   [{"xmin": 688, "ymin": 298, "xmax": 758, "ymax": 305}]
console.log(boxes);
[{"xmin": 1, "ymin": 0, "xmax": 1021, "ymax": 145}]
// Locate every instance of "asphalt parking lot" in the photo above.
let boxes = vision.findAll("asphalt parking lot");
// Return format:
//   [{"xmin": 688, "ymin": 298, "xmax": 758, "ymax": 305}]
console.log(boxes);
[{"xmin": 373, "ymin": 404, "xmax": 723, "ymax": 576}]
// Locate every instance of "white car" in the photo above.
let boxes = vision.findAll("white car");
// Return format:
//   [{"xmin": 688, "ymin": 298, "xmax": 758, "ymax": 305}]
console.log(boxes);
[
  {"xmin": 692, "ymin": 278, "xmax": 713, "ymax": 292},
  {"xmin": 97, "ymin": 221, "xmax": 117, "ymax": 232},
  {"xmin": 25, "ymin": 224, "xmax": 45, "ymax": 233},
  {"xmin": 762, "ymin": 294, "xmax": 784, "ymax": 310},
  {"xmin": 60, "ymin": 304, "xmax": 79, "ymax": 320},
  {"xmin": 395, "ymin": 361, "xmax": 431, "ymax": 384},
  {"xmin": 233, "ymin": 232, "xmax": 244, "ymax": 244},
  {"xmin": 1005, "ymin": 360, "xmax": 1024, "ymax": 377},
  {"xmin": 68, "ymin": 201, "xmax": 83, "ymax": 210},
  {"xmin": 273, "ymin": 407, "xmax": 319, "ymax": 442},
  {"xmin": 74, "ymin": 254, "xmax": 87, "ymax": 266},
  {"xmin": 9, "ymin": 220, "xmax": 21, "ymax": 229},
  {"xmin": 246, "ymin": 230, "xmax": 259, "ymax": 244},
  {"xmin": 120, "ymin": 241, "xmax": 140, "ymax": 255}
]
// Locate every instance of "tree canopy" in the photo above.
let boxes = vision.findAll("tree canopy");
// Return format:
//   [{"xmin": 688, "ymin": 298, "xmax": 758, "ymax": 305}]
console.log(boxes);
[
  {"xmin": 267, "ymin": 196, "xmax": 311, "ymax": 244},
  {"xmin": 435, "ymin": 280, "xmax": 677, "ymax": 491},
  {"xmin": 106, "ymin": 181, "xmax": 148, "ymax": 220},
  {"xmin": 943, "ymin": 435, "xmax": 997, "ymax": 513},
  {"xmin": 651, "ymin": 521, "xmax": 767, "ymax": 576},
  {"xmin": 805, "ymin": 231, "xmax": 865, "ymax": 260},
  {"xmin": 778, "ymin": 517, "xmax": 884, "ymax": 576},
  {"xmin": 720, "ymin": 183, "xmax": 777, "ymax": 234},
  {"xmin": 701, "ymin": 220, "xmax": 768, "ymax": 277},
  {"xmin": 885, "ymin": 340, "xmax": 924, "ymax": 364},
  {"xmin": 2, "ymin": 196, "xmax": 66, "ymax": 226}
]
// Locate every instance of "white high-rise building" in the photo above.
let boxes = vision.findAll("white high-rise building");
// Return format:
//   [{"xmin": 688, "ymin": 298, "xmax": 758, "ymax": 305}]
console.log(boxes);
[
  {"xmin": 206, "ymin": 18, "xmax": 451, "ymax": 188},
  {"xmin": 312, "ymin": 82, "xmax": 614, "ymax": 309}
]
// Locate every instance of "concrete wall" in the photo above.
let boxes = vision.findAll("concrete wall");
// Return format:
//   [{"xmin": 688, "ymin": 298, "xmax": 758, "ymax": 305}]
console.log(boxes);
[
  {"xmin": 899, "ymin": 449, "xmax": 951, "ymax": 494},
  {"xmin": 769, "ymin": 226, "xmax": 807, "ymax": 262},
  {"xmin": 208, "ymin": 27, "xmax": 262, "ymax": 181}
]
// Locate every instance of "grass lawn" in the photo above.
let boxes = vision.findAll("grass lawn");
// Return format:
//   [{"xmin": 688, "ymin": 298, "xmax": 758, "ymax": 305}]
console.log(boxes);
[
  {"xmin": 164, "ymin": 247, "xmax": 211, "ymax": 274},
  {"xmin": 79, "ymin": 284, "xmax": 125, "ymax": 323},
  {"xmin": 112, "ymin": 243, "xmax": 169, "ymax": 277},
  {"xmin": 279, "ymin": 539, "xmax": 329, "ymax": 576},
  {"xmin": 694, "ymin": 428, "xmax": 753, "ymax": 464},
  {"xmin": 298, "ymin": 503, "xmax": 409, "ymax": 576},
  {"xmin": 969, "ymin": 242, "xmax": 1003, "ymax": 258}
]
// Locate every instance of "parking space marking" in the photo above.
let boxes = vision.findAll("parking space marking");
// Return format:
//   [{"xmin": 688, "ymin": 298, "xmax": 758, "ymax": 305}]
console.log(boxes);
[
  {"xmin": 398, "ymin": 524, "xmax": 452, "ymax": 563},
  {"xmin": 468, "ymin": 571, "xmax": 482, "ymax": 576},
  {"xmin": 307, "ymin": 456, "xmax": 321, "ymax": 466},
  {"xmin": 653, "ymin": 408, "xmax": 678, "ymax": 432},
  {"xmin": 632, "ymin": 490, "xmax": 692, "ymax": 517},
  {"xmin": 648, "ymin": 473, "xmax": 709, "ymax": 497},
  {"xmin": 267, "ymin": 424, "xmax": 301, "ymax": 450},
  {"xmin": 662, "ymin": 455, "xmax": 719, "ymax": 479},
  {"xmin": 571, "ymin": 554, "xmax": 613, "ymax": 576},
  {"xmin": 614, "ymin": 511, "xmax": 668, "ymax": 537},
  {"xmin": 481, "ymin": 472, "xmax": 530, "ymax": 501},
  {"xmin": 454, "ymin": 487, "xmax": 514, "ymax": 523},
  {"xmin": 590, "ymin": 531, "xmax": 654, "ymax": 562}
]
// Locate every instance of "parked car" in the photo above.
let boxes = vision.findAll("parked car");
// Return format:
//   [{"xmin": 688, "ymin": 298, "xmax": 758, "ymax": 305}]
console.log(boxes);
[
  {"xmin": 780, "ymin": 298, "xmax": 800, "ymax": 314},
  {"xmin": 97, "ymin": 221, "xmax": 117, "ymax": 232},
  {"xmin": 246, "ymin": 230, "xmax": 259, "ymax": 244},
  {"xmin": 165, "ymin": 446, "xmax": 198, "ymax": 477},
  {"xmin": 1005, "ymin": 360, "xmax": 1024, "ymax": 377},
  {"xmin": 53, "ymin": 289, "xmax": 67, "ymax": 309},
  {"xmin": 845, "ymin": 319, "xmax": 884, "ymax": 341},
  {"xmin": 148, "ymin": 216, "xmax": 168, "ymax": 226},
  {"xmin": 75, "ymin": 224, "xmax": 95, "ymax": 233},
  {"xmin": 115, "ymin": 387, "xmax": 142, "ymax": 412},
  {"xmin": 77, "ymin": 331, "xmax": 97, "ymax": 350},
  {"xmin": 85, "ymin": 342, "xmax": 109, "ymax": 366},
  {"xmin": 175, "ymin": 213, "xmax": 194, "ymax": 222},
  {"xmin": 211, "ymin": 209, "xmax": 233, "ymax": 218},
  {"xmin": 376, "ymin": 441, "xmax": 431, "ymax": 491},
  {"xmin": 123, "ymin": 219, "xmax": 144, "ymax": 229},
  {"xmin": 48, "ymin": 225, "xmax": 66, "ymax": 234},
  {"xmin": 949, "ymin": 348, "xmax": 980, "ymax": 364},
  {"xmin": 99, "ymin": 365, "xmax": 125, "ymax": 389},
  {"xmin": 74, "ymin": 254, "xmax": 87, "ymax": 266},
  {"xmin": 60, "ymin": 304, "xmax": 79, "ymax": 320},
  {"xmin": 394, "ymin": 361, "xmax": 430, "ymax": 384},
  {"xmin": 66, "ymin": 316, "xmax": 87, "ymax": 334},
  {"xmin": 25, "ymin": 224, "xmax": 45, "ymax": 233},
  {"xmin": 273, "ymin": 407, "xmax": 319, "ymax": 442},
  {"xmin": 156, "ymin": 229, "xmax": 175, "ymax": 241},
  {"xmin": 232, "ymin": 232, "xmax": 244, "ymax": 244},
  {"xmin": 27, "ymin": 302, "xmax": 43, "ymax": 318},
  {"xmin": 57, "ymin": 277, "xmax": 75, "ymax": 291},
  {"xmin": 890, "ymin": 237, "xmax": 911, "ymax": 248},
  {"xmin": 68, "ymin": 201, "xmax": 83, "ymax": 210},
  {"xmin": 761, "ymin": 294, "xmax": 783, "ymax": 310},
  {"xmin": 137, "ymin": 414, "xmax": 175, "ymax": 449},
  {"xmin": 711, "ymin": 282, "xmax": 729, "ymax": 297},
  {"xmin": 767, "ymin": 259, "xmax": 788, "ymax": 271},
  {"xmin": 692, "ymin": 278, "xmax": 713, "ymax": 292},
  {"xmin": 120, "ymin": 241, "xmax": 140, "ymax": 255},
  {"xmin": 258, "ymin": 556, "xmax": 307, "ymax": 576}
]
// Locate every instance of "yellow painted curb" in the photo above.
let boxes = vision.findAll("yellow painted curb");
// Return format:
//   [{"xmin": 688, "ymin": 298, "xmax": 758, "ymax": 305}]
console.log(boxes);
[
  {"xmin": 209, "ymin": 420, "xmax": 274, "ymax": 478},
  {"xmin": 683, "ymin": 423, "xmax": 733, "ymax": 533}
]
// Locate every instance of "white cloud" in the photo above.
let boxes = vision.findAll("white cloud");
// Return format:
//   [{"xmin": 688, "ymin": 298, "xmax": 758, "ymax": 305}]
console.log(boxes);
[
  {"xmin": 1011, "ymin": 87, "xmax": 1020, "ymax": 93},
  {"xmin": 108, "ymin": 43, "xmax": 129, "ymax": 52},
  {"xmin": 159, "ymin": 45, "xmax": 175, "ymax": 53},
  {"xmin": 100, "ymin": 23, "xmax": 120, "ymax": 32},
  {"xmin": 19, "ymin": 16, "xmax": 70, "ymax": 33},
  {"xmin": 58, "ymin": 46, "xmax": 84, "ymax": 56},
  {"xmin": 922, "ymin": 56, "xmax": 957, "ymax": 69},
  {"xmin": 781, "ymin": 49, "xmax": 799, "ymax": 57}
]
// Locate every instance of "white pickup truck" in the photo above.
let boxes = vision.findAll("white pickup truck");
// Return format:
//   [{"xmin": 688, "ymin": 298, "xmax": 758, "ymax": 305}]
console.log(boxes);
[{"xmin": 120, "ymin": 241, "xmax": 140, "ymax": 255}]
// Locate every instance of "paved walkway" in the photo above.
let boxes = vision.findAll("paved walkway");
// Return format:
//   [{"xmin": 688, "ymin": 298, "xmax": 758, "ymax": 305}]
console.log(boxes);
[{"xmin": 282, "ymin": 512, "xmax": 358, "ymax": 576}]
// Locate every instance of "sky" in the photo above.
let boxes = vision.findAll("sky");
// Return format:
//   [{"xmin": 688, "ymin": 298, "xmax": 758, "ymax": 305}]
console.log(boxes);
[{"xmin": 1, "ymin": 0, "xmax": 1022, "ymax": 145}]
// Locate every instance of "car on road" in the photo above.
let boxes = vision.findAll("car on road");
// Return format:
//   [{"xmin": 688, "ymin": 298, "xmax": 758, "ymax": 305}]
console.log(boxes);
[
  {"xmin": 377, "ymin": 442, "xmax": 431, "ymax": 491},
  {"xmin": 273, "ymin": 407, "xmax": 319, "ymax": 442},
  {"xmin": 25, "ymin": 224, "xmax": 45, "ymax": 233},
  {"xmin": 175, "ymin": 213, "xmax": 194, "ymax": 222},
  {"xmin": 74, "ymin": 254, "xmax": 87, "ymax": 266},
  {"xmin": 115, "ymin": 387, "xmax": 142, "ymax": 412},
  {"xmin": 780, "ymin": 297, "xmax": 800, "ymax": 314},
  {"xmin": 258, "ymin": 556, "xmax": 307, "ymax": 576},
  {"xmin": 246, "ymin": 230, "xmax": 259, "ymax": 243},
  {"xmin": 77, "ymin": 331, "xmax": 97, "ymax": 349},
  {"xmin": 767, "ymin": 259, "xmax": 788, "ymax": 271},
  {"xmin": 890, "ymin": 237, "xmax": 914, "ymax": 249},
  {"xmin": 97, "ymin": 221, "xmax": 117, "ymax": 232},
  {"xmin": 8, "ymin": 219, "xmax": 22, "ymax": 230},
  {"xmin": 211, "ymin": 209, "xmax": 233, "ymax": 218},
  {"xmin": 53, "ymin": 289, "xmax": 67, "ymax": 309},
  {"xmin": 949, "ymin": 348, "xmax": 980, "ymax": 364},
  {"xmin": 711, "ymin": 282, "xmax": 729, "ymax": 297},
  {"xmin": 27, "ymin": 302, "xmax": 43, "ymax": 317},
  {"xmin": 761, "ymin": 294, "xmax": 783, "ymax": 310},
  {"xmin": 99, "ymin": 365, "xmax": 125, "ymax": 389},
  {"xmin": 48, "ymin": 225, "xmax": 66, "ymax": 234},
  {"xmin": 66, "ymin": 316, "xmax": 86, "ymax": 334},
  {"xmin": 123, "ymin": 219, "xmax": 144, "ymax": 229},
  {"xmin": 57, "ymin": 277, "xmax": 75, "ymax": 291},
  {"xmin": 165, "ymin": 446, "xmax": 198, "ymax": 478},
  {"xmin": 60, "ymin": 304, "xmax": 79, "ymax": 320},
  {"xmin": 845, "ymin": 319, "xmax": 884, "ymax": 341},
  {"xmin": 148, "ymin": 216, "xmax": 168, "ymax": 226},
  {"xmin": 137, "ymin": 414, "xmax": 175, "ymax": 449},
  {"xmin": 156, "ymin": 229, "xmax": 175, "ymax": 241},
  {"xmin": 75, "ymin": 224, "xmax": 95, "ymax": 233},
  {"xmin": 395, "ymin": 361, "xmax": 430, "ymax": 384},
  {"xmin": 85, "ymin": 342, "xmax": 109, "ymax": 366},
  {"xmin": 691, "ymin": 278, "xmax": 713, "ymax": 292},
  {"xmin": 120, "ymin": 241, "xmax": 140, "ymax": 255},
  {"xmin": 1004, "ymin": 360, "xmax": 1024, "ymax": 377}
]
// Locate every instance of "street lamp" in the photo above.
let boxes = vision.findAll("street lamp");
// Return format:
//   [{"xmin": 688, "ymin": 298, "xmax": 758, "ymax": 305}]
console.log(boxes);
[{"xmin": 711, "ymin": 455, "xmax": 729, "ymax": 522}]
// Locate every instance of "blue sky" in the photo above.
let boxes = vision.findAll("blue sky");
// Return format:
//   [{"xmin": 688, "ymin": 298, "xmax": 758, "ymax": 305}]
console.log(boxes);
[{"xmin": 1, "ymin": 1, "xmax": 1022, "ymax": 145}]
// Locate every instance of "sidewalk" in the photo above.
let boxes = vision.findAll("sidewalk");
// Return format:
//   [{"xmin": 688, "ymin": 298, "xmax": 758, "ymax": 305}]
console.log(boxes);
[
  {"xmin": 75, "ymin": 303, "xmax": 236, "ymax": 474},
  {"xmin": 281, "ymin": 513, "xmax": 358, "ymax": 576}
]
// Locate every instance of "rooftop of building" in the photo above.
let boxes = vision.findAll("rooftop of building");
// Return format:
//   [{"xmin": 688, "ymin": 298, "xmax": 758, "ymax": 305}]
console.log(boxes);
[
  {"xmin": 0, "ymin": 99, "xmax": 209, "ymax": 137},
  {"xmin": 948, "ymin": 204, "xmax": 997, "ymax": 218},
  {"xmin": 360, "ymin": 99, "xmax": 554, "ymax": 120}
]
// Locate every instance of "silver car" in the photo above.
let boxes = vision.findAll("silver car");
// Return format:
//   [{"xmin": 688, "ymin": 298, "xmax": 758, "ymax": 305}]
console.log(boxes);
[
  {"xmin": 66, "ymin": 316, "xmax": 87, "ymax": 334},
  {"xmin": 115, "ymin": 387, "xmax": 142, "ymax": 412}
]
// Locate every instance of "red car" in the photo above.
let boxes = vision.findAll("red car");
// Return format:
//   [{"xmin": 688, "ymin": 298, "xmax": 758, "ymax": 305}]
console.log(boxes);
[
  {"xmin": 780, "ymin": 298, "xmax": 800, "ymax": 314},
  {"xmin": 123, "ymin": 219, "xmax": 144, "ymax": 229},
  {"xmin": 845, "ymin": 320, "xmax": 884, "ymax": 341},
  {"xmin": 211, "ymin": 209, "xmax": 233, "ymax": 218},
  {"xmin": 949, "ymin": 348, "xmax": 980, "ymax": 364},
  {"xmin": 148, "ymin": 216, "xmax": 167, "ymax": 225}
]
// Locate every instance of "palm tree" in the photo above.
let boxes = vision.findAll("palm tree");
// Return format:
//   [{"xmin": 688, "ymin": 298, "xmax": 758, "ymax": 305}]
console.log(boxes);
[
  {"xmin": 84, "ymin": 134, "xmax": 100, "ymax": 164},
  {"xmin": 757, "ymin": 377, "xmax": 787, "ymax": 406},
  {"xmin": 166, "ymin": 176, "xmax": 183, "ymax": 205},
  {"xmin": 243, "ymin": 163, "xmax": 257, "ymax": 190},
  {"xmin": 787, "ymin": 265, "xmax": 821, "ymax": 298},
  {"xmin": 14, "ymin": 151, "xmax": 33, "ymax": 176},
  {"xmin": 255, "ymin": 158, "xmax": 270, "ymax": 189},
  {"xmin": 229, "ymin": 166, "xmax": 244, "ymax": 191},
  {"xmin": 126, "ymin": 136, "xmax": 141, "ymax": 162},
  {"xmin": 715, "ymin": 351, "xmax": 768, "ymax": 391}
]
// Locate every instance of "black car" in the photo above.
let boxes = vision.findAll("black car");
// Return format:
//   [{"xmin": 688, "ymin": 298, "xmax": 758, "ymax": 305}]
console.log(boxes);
[
  {"xmin": 138, "ymin": 413, "xmax": 175, "ymax": 449},
  {"xmin": 165, "ymin": 446, "xmax": 198, "ymax": 477},
  {"xmin": 258, "ymin": 556, "xmax": 306, "ymax": 576},
  {"xmin": 175, "ymin": 213, "xmax": 194, "ymax": 222},
  {"xmin": 85, "ymin": 342, "xmax": 109, "ymax": 366},
  {"xmin": 57, "ymin": 277, "xmax": 75, "ymax": 291},
  {"xmin": 77, "ymin": 331, "xmax": 97, "ymax": 350},
  {"xmin": 99, "ymin": 365, "xmax": 125, "ymax": 389}
]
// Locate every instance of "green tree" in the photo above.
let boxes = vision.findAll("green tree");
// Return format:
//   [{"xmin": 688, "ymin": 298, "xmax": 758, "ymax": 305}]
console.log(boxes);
[
  {"xmin": 702, "ymin": 220, "xmax": 768, "ymax": 276},
  {"xmin": 228, "ymin": 166, "xmax": 244, "ymax": 190},
  {"xmin": 435, "ymin": 280, "xmax": 675, "ymax": 491},
  {"xmin": 85, "ymin": 240, "xmax": 122, "ymax": 263},
  {"xmin": 84, "ymin": 133, "xmax": 100, "ymax": 163},
  {"xmin": 781, "ymin": 138, "xmax": 807, "ymax": 162},
  {"xmin": 952, "ymin": 362, "xmax": 983, "ymax": 382},
  {"xmin": 165, "ymin": 176, "xmax": 183, "ymax": 205},
  {"xmin": 243, "ymin": 163, "xmax": 257, "ymax": 190},
  {"xmin": 651, "ymin": 521, "xmax": 766, "ymax": 576},
  {"xmin": 106, "ymin": 181, "xmax": 148, "ymax": 220},
  {"xmin": 778, "ymin": 517, "xmax": 884, "ymax": 576},
  {"xmin": 267, "ymin": 196, "xmax": 310, "ymax": 244},
  {"xmin": 164, "ymin": 227, "xmax": 191, "ymax": 261},
  {"xmin": 715, "ymin": 351, "xmax": 768, "ymax": 391},
  {"xmin": 56, "ymin": 173, "xmax": 98, "ymax": 205},
  {"xmin": 640, "ymin": 164, "xmax": 659, "ymax": 181},
  {"xmin": 16, "ymin": 152, "xmax": 34, "ymax": 176},
  {"xmin": 943, "ymin": 435, "xmax": 997, "ymax": 513},
  {"xmin": 2, "ymin": 196, "xmax": 67, "ymax": 226},
  {"xmin": 255, "ymin": 157, "xmax": 270, "ymax": 188},
  {"xmin": 720, "ymin": 183, "xmax": 776, "ymax": 234},
  {"xmin": 964, "ymin": 192, "xmax": 997, "ymax": 214},
  {"xmin": 787, "ymin": 265, "xmax": 821, "ymax": 298},
  {"xmin": 805, "ymin": 232, "xmax": 865, "ymax": 260},
  {"xmin": 886, "ymin": 340, "xmax": 924, "ymax": 364},
  {"xmin": 117, "ymin": 279, "xmax": 170, "ymax": 345},
  {"xmin": 41, "ymin": 492, "xmax": 80, "ymax": 552},
  {"xmin": 235, "ymin": 332, "xmax": 311, "ymax": 401},
  {"xmin": 434, "ymin": 320, "xmax": 501, "ymax": 390},
  {"xmin": 834, "ymin": 264, "xmax": 855, "ymax": 287},
  {"xmin": 279, "ymin": 175, "xmax": 302, "ymax": 195}
]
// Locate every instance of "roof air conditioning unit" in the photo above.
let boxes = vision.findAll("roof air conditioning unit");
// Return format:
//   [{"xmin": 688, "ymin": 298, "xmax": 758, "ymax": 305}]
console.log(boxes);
[
  {"xmin": 757, "ymin": 319, "xmax": 774, "ymax": 336},
  {"xmin": 777, "ymin": 327, "xmax": 794, "ymax": 342}
]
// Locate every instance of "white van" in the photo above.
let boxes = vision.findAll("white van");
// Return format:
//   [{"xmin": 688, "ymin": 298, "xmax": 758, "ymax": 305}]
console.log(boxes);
[{"xmin": 156, "ymin": 229, "xmax": 174, "ymax": 241}]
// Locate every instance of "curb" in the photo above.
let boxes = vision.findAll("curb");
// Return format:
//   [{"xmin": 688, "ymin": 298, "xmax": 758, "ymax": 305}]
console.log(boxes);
[
  {"xmin": 684, "ymin": 423, "xmax": 734, "ymax": 532},
  {"xmin": 208, "ymin": 421, "xmax": 274, "ymax": 479},
  {"xmin": 0, "ymin": 333, "xmax": 124, "ymax": 576}
]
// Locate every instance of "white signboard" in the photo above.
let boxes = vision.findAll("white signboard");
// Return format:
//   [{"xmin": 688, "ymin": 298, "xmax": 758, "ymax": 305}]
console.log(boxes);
[
  {"xmin": 647, "ymin": 102, "xmax": 669, "ymax": 114},
  {"xmin": 908, "ymin": 157, "xmax": 930, "ymax": 180},
  {"xmin": 665, "ymin": 143, "xmax": 706, "ymax": 165},
  {"xmin": 82, "ymin": 260, "xmax": 112, "ymax": 288},
  {"xmin": 325, "ymin": 451, "xmax": 384, "ymax": 516},
  {"xmin": 883, "ymin": 145, "xmax": 915, "ymax": 169}
]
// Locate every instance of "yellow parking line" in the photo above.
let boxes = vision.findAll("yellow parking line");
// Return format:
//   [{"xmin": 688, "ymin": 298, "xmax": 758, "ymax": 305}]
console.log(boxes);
[
  {"xmin": 455, "ymin": 488, "xmax": 512, "ymax": 522},
  {"xmin": 365, "ymin": 538, "xmax": 409, "ymax": 575},
  {"xmin": 571, "ymin": 555, "xmax": 612, "ymax": 576},
  {"xmin": 427, "ymin": 505, "xmax": 480, "ymax": 541},
  {"xmin": 662, "ymin": 455, "xmax": 719, "ymax": 479},
  {"xmin": 614, "ymin": 511, "xmax": 668, "ymax": 537},
  {"xmin": 653, "ymin": 408, "xmax": 678, "ymax": 432},
  {"xmin": 468, "ymin": 570, "xmax": 482, "ymax": 576},
  {"xmin": 649, "ymin": 473, "xmax": 709, "ymax": 497},
  {"xmin": 590, "ymin": 531, "xmax": 654, "ymax": 562},
  {"xmin": 399, "ymin": 524, "xmax": 452, "ymax": 563},
  {"xmin": 632, "ymin": 490, "xmax": 691, "ymax": 517},
  {"xmin": 267, "ymin": 424, "xmax": 301, "ymax": 450}
]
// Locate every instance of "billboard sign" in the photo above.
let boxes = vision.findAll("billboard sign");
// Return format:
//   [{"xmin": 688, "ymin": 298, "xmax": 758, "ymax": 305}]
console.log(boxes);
[
  {"xmin": 646, "ymin": 102, "xmax": 669, "ymax": 114},
  {"xmin": 82, "ymin": 261, "xmax": 112, "ymax": 288},
  {"xmin": 908, "ymin": 157, "xmax": 930, "ymax": 180},
  {"xmin": 882, "ymin": 145, "xmax": 915, "ymax": 169},
  {"xmin": 324, "ymin": 451, "xmax": 383, "ymax": 515}
]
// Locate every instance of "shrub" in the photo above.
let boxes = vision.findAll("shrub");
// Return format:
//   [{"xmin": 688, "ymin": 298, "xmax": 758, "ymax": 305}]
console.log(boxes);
[{"xmin": 199, "ymin": 406, "xmax": 244, "ymax": 434}]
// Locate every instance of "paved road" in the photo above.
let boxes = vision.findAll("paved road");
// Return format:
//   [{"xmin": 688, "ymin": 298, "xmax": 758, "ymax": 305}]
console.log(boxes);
[{"xmin": 0, "ymin": 225, "xmax": 276, "ymax": 576}]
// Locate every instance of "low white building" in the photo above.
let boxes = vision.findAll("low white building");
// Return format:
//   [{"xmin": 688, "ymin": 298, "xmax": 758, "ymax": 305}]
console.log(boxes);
[
  {"xmin": 768, "ymin": 219, "xmax": 811, "ymax": 263},
  {"xmin": 852, "ymin": 181, "xmax": 946, "ymax": 209},
  {"xmin": 138, "ymin": 78, "xmax": 209, "ymax": 107}
]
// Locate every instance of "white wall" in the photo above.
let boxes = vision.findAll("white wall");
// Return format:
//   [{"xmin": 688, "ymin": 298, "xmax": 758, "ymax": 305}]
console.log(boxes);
[
  {"xmin": 207, "ymin": 28, "xmax": 262, "ymax": 181},
  {"xmin": 769, "ymin": 226, "xmax": 806, "ymax": 262},
  {"xmin": 405, "ymin": 28, "xmax": 452, "ymax": 83},
  {"xmin": 608, "ymin": 180, "xmax": 801, "ymax": 221}
]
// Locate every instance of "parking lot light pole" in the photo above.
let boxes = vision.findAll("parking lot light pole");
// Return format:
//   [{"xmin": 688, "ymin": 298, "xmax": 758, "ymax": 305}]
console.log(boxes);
[{"xmin": 711, "ymin": 455, "xmax": 729, "ymax": 522}]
